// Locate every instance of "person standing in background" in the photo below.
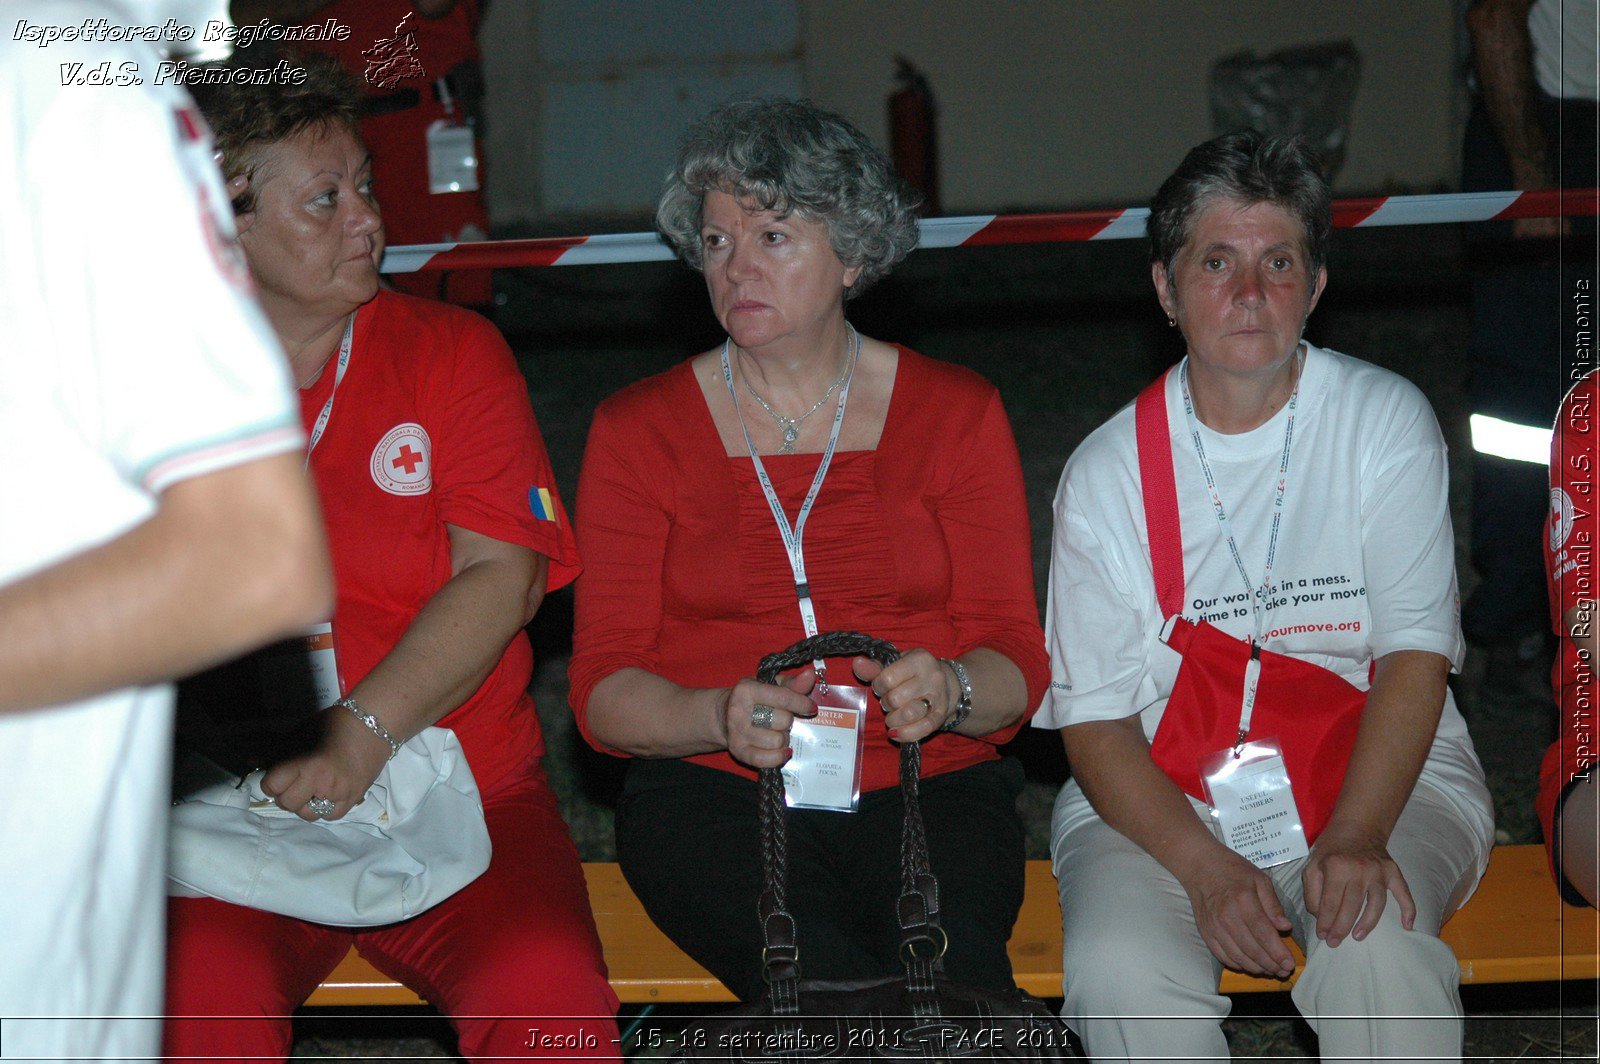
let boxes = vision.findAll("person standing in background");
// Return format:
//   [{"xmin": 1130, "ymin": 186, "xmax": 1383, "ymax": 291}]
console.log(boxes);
[
  {"xmin": 1460, "ymin": 0, "xmax": 1598, "ymax": 659},
  {"xmin": 0, "ymin": 1, "xmax": 332, "ymax": 1059},
  {"xmin": 233, "ymin": 0, "xmax": 494, "ymax": 308}
]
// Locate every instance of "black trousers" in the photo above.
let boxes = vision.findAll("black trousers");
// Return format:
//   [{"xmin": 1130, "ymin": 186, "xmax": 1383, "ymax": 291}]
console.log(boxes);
[{"xmin": 616, "ymin": 755, "xmax": 1027, "ymax": 1003}]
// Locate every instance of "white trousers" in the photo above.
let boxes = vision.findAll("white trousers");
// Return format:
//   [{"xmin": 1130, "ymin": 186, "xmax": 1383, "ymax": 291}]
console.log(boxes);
[{"xmin": 1051, "ymin": 780, "xmax": 1492, "ymax": 1064}]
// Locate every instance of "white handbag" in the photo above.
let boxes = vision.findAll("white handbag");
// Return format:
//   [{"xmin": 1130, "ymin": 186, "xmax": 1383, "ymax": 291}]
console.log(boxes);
[{"xmin": 168, "ymin": 726, "xmax": 492, "ymax": 926}]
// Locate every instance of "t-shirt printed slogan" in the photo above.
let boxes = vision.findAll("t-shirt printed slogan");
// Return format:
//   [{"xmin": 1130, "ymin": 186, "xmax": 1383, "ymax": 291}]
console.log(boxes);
[{"xmin": 1191, "ymin": 571, "xmax": 1367, "ymax": 641}]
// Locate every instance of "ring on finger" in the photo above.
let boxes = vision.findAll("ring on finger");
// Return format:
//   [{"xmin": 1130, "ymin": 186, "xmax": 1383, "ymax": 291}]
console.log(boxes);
[
  {"xmin": 750, "ymin": 704, "xmax": 776, "ymax": 730},
  {"xmin": 918, "ymin": 697, "xmax": 932, "ymax": 716},
  {"xmin": 306, "ymin": 795, "xmax": 336, "ymax": 818}
]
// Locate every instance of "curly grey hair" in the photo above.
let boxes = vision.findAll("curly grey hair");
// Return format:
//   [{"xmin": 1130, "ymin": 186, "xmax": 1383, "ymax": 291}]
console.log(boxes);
[
  {"xmin": 656, "ymin": 98, "xmax": 921, "ymax": 298},
  {"xmin": 1148, "ymin": 130, "xmax": 1332, "ymax": 281}
]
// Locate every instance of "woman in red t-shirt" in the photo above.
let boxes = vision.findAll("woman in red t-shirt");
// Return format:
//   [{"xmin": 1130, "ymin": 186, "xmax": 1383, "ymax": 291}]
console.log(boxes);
[
  {"xmin": 163, "ymin": 59, "xmax": 618, "ymax": 1061},
  {"xmin": 569, "ymin": 98, "xmax": 1049, "ymax": 1002},
  {"xmin": 1539, "ymin": 370, "xmax": 1598, "ymax": 907}
]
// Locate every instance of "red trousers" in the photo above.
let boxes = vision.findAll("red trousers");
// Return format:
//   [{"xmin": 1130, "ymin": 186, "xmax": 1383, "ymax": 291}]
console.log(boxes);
[{"xmin": 163, "ymin": 762, "xmax": 620, "ymax": 1061}]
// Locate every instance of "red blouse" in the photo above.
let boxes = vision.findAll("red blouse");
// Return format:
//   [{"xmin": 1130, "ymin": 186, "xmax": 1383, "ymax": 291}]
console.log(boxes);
[{"xmin": 569, "ymin": 347, "xmax": 1048, "ymax": 792}]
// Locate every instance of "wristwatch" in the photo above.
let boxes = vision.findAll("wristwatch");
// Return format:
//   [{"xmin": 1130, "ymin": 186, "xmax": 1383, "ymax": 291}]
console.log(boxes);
[{"xmin": 938, "ymin": 657, "xmax": 973, "ymax": 733}]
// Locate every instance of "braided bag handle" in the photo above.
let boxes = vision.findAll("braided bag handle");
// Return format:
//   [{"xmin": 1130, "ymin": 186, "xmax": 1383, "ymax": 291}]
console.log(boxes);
[{"xmin": 753, "ymin": 630, "xmax": 946, "ymax": 1014}]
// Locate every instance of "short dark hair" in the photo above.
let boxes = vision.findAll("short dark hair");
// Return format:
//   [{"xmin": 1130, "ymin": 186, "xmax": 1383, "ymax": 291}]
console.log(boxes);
[
  {"xmin": 1148, "ymin": 130, "xmax": 1332, "ymax": 279},
  {"xmin": 190, "ymin": 55, "xmax": 363, "ymax": 214},
  {"xmin": 656, "ymin": 97, "xmax": 921, "ymax": 298}
]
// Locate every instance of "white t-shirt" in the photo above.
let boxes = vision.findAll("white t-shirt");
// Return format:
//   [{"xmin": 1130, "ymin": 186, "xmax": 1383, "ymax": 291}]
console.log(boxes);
[
  {"xmin": 0, "ymin": 4, "xmax": 300, "ymax": 1058},
  {"xmin": 1036, "ymin": 344, "xmax": 1493, "ymax": 841},
  {"xmin": 1530, "ymin": 0, "xmax": 1599, "ymax": 102}
]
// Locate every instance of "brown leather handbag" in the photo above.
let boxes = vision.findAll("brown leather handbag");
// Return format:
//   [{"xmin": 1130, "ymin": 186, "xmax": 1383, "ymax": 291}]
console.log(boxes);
[{"xmin": 671, "ymin": 630, "xmax": 1082, "ymax": 1061}]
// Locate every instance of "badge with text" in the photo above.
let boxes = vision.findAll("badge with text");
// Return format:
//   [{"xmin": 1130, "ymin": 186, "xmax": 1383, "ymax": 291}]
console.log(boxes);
[
  {"xmin": 1199, "ymin": 738, "xmax": 1309, "ymax": 869},
  {"xmin": 426, "ymin": 120, "xmax": 479, "ymax": 193},
  {"xmin": 782, "ymin": 684, "xmax": 867, "ymax": 813},
  {"xmin": 258, "ymin": 622, "xmax": 342, "ymax": 715}
]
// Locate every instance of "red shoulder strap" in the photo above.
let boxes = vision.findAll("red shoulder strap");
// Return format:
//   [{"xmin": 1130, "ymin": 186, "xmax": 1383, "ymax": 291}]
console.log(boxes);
[{"xmin": 1135, "ymin": 370, "xmax": 1185, "ymax": 618}]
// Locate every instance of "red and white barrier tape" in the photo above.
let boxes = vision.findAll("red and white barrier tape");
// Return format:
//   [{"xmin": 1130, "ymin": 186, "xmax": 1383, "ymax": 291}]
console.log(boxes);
[{"xmin": 379, "ymin": 187, "xmax": 1599, "ymax": 274}]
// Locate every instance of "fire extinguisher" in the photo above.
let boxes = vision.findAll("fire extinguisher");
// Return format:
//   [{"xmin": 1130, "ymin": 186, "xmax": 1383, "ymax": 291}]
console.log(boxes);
[{"xmin": 889, "ymin": 55, "xmax": 940, "ymax": 216}]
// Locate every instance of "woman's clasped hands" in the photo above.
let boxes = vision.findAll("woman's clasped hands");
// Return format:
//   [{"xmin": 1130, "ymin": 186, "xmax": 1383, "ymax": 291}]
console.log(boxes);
[{"xmin": 721, "ymin": 649, "xmax": 964, "ymax": 770}]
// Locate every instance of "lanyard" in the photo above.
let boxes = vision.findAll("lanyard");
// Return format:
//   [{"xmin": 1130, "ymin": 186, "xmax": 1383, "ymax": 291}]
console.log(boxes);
[
  {"xmin": 303, "ymin": 315, "xmax": 355, "ymax": 468},
  {"xmin": 721, "ymin": 326, "xmax": 859, "ymax": 681},
  {"xmin": 1179, "ymin": 347, "xmax": 1302, "ymax": 746},
  {"xmin": 1178, "ymin": 348, "xmax": 1302, "ymax": 641}
]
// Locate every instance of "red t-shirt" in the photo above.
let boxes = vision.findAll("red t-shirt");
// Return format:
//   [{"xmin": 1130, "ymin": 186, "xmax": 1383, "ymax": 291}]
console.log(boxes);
[
  {"xmin": 569, "ymin": 349, "xmax": 1049, "ymax": 793},
  {"xmin": 300, "ymin": 290, "xmax": 578, "ymax": 790},
  {"xmin": 1538, "ymin": 369, "xmax": 1597, "ymax": 897}
]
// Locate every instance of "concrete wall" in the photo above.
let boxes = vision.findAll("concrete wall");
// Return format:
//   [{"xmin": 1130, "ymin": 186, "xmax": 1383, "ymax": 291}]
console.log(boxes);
[
  {"xmin": 801, "ymin": 0, "xmax": 1458, "ymax": 211},
  {"xmin": 482, "ymin": 0, "xmax": 1459, "ymax": 226}
]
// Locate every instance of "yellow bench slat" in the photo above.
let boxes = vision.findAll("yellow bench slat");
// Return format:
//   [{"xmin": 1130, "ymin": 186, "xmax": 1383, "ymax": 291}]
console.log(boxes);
[{"xmin": 302, "ymin": 845, "xmax": 1598, "ymax": 1007}]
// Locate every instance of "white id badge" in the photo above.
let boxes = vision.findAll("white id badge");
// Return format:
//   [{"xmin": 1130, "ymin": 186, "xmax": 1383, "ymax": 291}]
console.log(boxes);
[
  {"xmin": 1199, "ymin": 738, "xmax": 1310, "ymax": 869},
  {"xmin": 258, "ymin": 622, "xmax": 342, "ymax": 714},
  {"xmin": 426, "ymin": 121, "xmax": 479, "ymax": 193},
  {"xmin": 782, "ymin": 683, "xmax": 867, "ymax": 813}
]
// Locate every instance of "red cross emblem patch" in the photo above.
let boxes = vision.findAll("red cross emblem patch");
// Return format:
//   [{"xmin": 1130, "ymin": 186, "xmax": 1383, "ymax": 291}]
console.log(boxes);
[{"xmin": 371, "ymin": 422, "xmax": 433, "ymax": 496}]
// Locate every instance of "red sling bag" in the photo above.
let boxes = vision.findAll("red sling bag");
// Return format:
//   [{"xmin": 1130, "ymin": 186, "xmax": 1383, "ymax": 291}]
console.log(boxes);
[{"xmin": 1135, "ymin": 371, "xmax": 1365, "ymax": 843}]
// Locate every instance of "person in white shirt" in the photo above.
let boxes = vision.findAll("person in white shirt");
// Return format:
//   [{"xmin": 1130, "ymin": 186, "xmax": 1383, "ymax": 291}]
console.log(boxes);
[
  {"xmin": 1037, "ymin": 130, "xmax": 1494, "ymax": 1063},
  {"xmin": 0, "ymin": 2, "xmax": 331, "ymax": 1059}
]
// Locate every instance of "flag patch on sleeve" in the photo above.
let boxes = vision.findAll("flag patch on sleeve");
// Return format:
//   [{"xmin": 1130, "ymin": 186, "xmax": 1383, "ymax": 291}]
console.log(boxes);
[{"xmin": 529, "ymin": 486, "xmax": 557, "ymax": 522}]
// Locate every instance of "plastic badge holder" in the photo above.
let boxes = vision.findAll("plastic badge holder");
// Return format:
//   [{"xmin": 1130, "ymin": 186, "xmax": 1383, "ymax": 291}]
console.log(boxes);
[
  {"xmin": 1199, "ymin": 737, "xmax": 1310, "ymax": 869},
  {"xmin": 256, "ymin": 621, "xmax": 340, "ymax": 715},
  {"xmin": 782, "ymin": 683, "xmax": 867, "ymax": 813},
  {"xmin": 426, "ymin": 121, "xmax": 478, "ymax": 193}
]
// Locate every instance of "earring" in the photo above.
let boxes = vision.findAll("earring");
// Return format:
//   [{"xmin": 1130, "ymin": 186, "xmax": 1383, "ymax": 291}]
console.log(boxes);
[{"xmin": 1166, "ymin": 316, "xmax": 1176, "ymax": 328}]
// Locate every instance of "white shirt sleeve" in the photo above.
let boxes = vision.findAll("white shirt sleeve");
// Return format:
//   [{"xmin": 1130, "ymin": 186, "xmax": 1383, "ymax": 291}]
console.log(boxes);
[
  {"xmin": 10, "ymin": 27, "xmax": 300, "ymax": 495},
  {"xmin": 1037, "ymin": 465, "xmax": 1162, "ymax": 729},
  {"xmin": 1359, "ymin": 382, "xmax": 1466, "ymax": 668}
]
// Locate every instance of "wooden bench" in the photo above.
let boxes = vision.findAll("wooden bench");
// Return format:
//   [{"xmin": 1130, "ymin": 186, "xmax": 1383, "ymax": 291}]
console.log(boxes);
[{"xmin": 304, "ymin": 844, "xmax": 1597, "ymax": 1007}]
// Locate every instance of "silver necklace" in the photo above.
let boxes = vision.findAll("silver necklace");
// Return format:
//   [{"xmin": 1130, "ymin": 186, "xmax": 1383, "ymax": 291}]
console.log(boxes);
[{"xmin": 740, "ymin": 326, "xmax": 857, "ymax": 454}]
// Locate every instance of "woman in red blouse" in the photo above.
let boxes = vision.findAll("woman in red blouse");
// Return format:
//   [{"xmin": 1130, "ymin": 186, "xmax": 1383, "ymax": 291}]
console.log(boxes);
[{"xmin": 569, "ymin": 98, "xmax": 1049, "ymax": 1001}]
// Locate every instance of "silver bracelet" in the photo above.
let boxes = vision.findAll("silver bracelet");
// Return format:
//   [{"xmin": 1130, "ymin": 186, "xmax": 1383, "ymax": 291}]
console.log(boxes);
[
  {"xmin": 336, "ymin": 696, "xmax": 400, "ymax": 759},
  {"xmin": 938, "ymin": 657, "xmax": 973, "ymax": 733}
]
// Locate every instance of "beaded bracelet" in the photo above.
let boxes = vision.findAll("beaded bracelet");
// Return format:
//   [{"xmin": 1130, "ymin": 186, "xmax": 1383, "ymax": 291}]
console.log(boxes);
[{"xmin": 336, "ymin": 696, "xmax": 400, "ymax": 759}]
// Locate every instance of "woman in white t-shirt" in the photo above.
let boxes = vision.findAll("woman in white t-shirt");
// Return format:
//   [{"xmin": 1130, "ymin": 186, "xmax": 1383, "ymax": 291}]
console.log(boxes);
[{"xmin": 1039, "ymin": 131, "xmax": 1494, "ymax": 1062}]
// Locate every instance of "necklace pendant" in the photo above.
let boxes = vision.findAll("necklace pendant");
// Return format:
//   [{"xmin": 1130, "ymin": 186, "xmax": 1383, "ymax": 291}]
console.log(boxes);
[{"xmin": 780, "ymin": 423, "xmax": 799, "ymax": 453}]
